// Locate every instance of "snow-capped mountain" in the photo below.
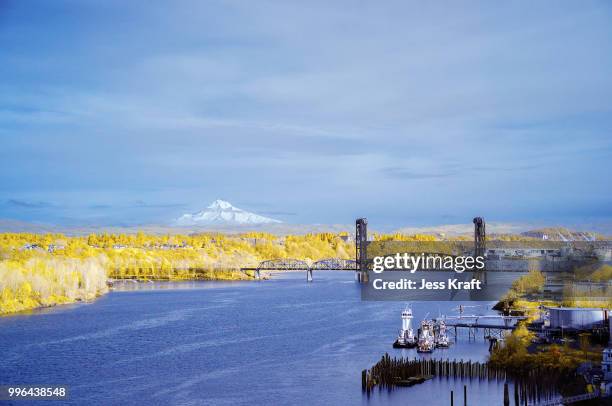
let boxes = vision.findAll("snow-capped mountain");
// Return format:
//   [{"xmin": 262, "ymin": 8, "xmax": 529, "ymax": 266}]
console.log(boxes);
[{"xmin": 176, "ymin": 200, "xmax": 282, "ymax": 226}]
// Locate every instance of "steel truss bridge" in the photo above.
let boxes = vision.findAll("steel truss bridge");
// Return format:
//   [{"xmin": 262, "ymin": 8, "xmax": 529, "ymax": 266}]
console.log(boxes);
[
  {"xmin": 241, "ymin": 258, "xmax": 358, "ymax": 281},
  {"xmin": 241, "ymin": 216, "xmax": 542, "ymax": 283}
]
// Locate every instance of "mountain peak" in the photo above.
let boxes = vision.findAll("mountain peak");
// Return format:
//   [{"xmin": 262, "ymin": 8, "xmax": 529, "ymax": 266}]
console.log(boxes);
[
  {"xmin": 208, "ymin": 199, "xmax": 234, "ymax": 210},
  {"xmin": 176, "ymin": 200, "xmax": 281, "ymax": 226}
]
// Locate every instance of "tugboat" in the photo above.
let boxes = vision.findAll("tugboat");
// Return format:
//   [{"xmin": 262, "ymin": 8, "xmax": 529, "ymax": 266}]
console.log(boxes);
[
  {"xmin": 393, "ymin": 306, "xmax": 417, "ymax": 348},
  {"xmin": 417, "ymin": 318, "xmax": 435, "ymax": 353},
  {"xmin": 435, "ymin": 320, "xmax": 450, "ymax": 348}
]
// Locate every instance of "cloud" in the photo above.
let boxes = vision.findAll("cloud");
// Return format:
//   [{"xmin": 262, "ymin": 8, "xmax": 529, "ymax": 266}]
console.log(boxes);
[
  {"xmin": 0, "ymin": 1, "xmax": 610, "ymax": 226},
  {"xmin": 5, "ymin": 199, "xmax": 53, "ymax": 209},
  {"xmin": 259, "ymin": 211, "xmax": 298, "ymax": 216},
  {"xmin": 381, "ymin": 167, "xmax": 455, "ymax": 180},
  {"xmin": 87, "ymin": 204, "xmax": 112, "ymax": 209},
  {"xmin": 131, "ymin": 201, "xmax": 187, "ymax": 209}
]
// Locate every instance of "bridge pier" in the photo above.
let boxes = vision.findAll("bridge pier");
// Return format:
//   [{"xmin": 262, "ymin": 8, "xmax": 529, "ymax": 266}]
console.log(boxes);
[
  {"xmin": 356, "ymin": 271, "xmax": 368, "ymax": 283},
  {"xmin": 307, "ymin": 269, "xmax": 313, "ymax": 282},
  {"xmin": 356, "ymin": 218, "xmax": 368, "ymax": 284},
  {"xmin": 255, "ymin": 269, "xmax": 261, "ymax": 280}
]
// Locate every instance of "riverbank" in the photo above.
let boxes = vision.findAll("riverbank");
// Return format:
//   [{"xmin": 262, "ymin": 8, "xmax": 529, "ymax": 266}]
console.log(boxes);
[
  {"xmin": 0, "ymin": 231, "xmax": 353, "ymax": 315},
  {"xmin": 0, "ymin": 257, "xmax": 109, "ymax": 315},
  {"xmin": 109, "ymin": 268, "xmax": 258, "ymax": 283},
  {"xmin": 1, "ymin": 269, "xmax": 258, "ymax": 315}
]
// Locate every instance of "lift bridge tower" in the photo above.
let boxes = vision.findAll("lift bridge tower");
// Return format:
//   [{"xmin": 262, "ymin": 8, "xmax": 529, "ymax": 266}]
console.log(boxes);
[
  {"xmin": 473, "ymin": 217, "xmax": 487, "ymax": 287},
  {"xmin": 473, "ymin": 217, "xmax": 486, "ymax": 258},
  {"xmin": 356, "ymin": 218, "xmax": 368, "ymax": 283}
]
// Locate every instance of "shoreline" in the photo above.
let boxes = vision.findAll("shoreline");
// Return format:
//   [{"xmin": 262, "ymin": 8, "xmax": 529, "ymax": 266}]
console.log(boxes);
[
  {"xmin": 1, "ymin": 271, "xmax": 260, "ymax": 316},
  {"xmin": 0, "ymin": 292, "xmax": 107, "ymax": 317}
]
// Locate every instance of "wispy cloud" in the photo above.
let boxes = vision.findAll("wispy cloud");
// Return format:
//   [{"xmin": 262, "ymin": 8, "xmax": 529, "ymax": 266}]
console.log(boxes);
[
  {"xmin": 259, "ymin": 211, "xmax": 298, "ymax": 217},
  {"xmin": 381, "ymin": 167, "xmax": 455, "ymax": 180},
  {"xmin": 131, "ymin": 201, "xmax": 187, "ymax": 209},
  {"xmin": 5, "ymin": 199, "xmax": 53, "ymax": 209}
]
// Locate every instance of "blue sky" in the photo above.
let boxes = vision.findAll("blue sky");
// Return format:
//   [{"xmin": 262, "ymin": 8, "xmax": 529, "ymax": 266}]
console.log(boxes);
[{"xmin": 0, "ymin": 1, "xmax": 611, "ymax": 228}]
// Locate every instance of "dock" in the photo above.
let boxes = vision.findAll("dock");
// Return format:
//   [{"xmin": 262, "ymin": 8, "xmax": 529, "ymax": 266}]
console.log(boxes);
[{"xmin": 440, "ymin": 314, "xmax": 527, "ymax": 340}]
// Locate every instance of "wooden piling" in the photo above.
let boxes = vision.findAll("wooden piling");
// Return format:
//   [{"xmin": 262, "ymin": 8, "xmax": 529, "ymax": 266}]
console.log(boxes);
[
  {"xmin": 361, "ymin": 354, "xmax": 566, "ymax": 401},
  {"xmin": 361, "ymin": 369, "xmax": 366, "ymax": 392},
  {"xmin": 514, "ymin": 383, "xmax": 519, "ymax": 406},
  {"xmin": 504, "ymin": 382, "xmax": 509, "ymax": 406}
]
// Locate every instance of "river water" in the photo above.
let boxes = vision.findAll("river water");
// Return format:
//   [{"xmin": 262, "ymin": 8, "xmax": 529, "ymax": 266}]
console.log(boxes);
[{"xmin": 0, "ymin": 272, "xmax": 512, "ymax": 405}]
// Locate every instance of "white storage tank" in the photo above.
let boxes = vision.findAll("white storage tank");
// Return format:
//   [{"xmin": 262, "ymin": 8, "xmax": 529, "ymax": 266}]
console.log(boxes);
[
  {"xmin": 593, "ymin": 248, "xmax": 611, "ymax": 261},
  {"xmin": 547, "ymin": 307, "xmax": 608, "ymax": 330}
]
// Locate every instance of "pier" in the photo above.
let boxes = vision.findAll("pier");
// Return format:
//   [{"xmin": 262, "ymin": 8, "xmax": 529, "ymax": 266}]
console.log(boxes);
[{"xmin": 441, "ymin": 314, "xmax": 527, "ymax": 340}]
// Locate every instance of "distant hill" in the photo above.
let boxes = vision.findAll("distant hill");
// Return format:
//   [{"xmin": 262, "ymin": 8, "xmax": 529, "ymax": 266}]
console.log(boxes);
[
  {"xmin": 393, "ymin": 223, "xmax": 609, "ymax": 241},
  {"xmin": 0, "ymin": 219, "xmax": 59, "ymax": 233},
  {"xmin": 520, "ymin": 227, "xmax": 603, "ymax": 241},
  {"xmin": 393, "ymin": 222, "xmax": 527, "ymax": 238}
]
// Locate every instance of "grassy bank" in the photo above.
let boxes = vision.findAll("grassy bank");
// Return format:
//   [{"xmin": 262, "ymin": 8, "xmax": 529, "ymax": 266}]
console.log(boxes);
[
  {"xmin": 496, "ymin": 265, "xmax": 612, "ymax": 317},
  {"xmin": 488, "ymin": 324, "xmax": 606, "ymax": 398},
  {"xmin": 488, "ymin": 325, "xmax": 586, "ymax": 372},
  {"xmin": 0, "ymin": 257, "xmax": 109, "ymax": 314}
]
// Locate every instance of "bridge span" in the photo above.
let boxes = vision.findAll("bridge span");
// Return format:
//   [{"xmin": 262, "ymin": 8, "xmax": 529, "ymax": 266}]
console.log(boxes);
[{"xmin": 241, "ymin": 258, "xmax": 357, "ymax": 282}]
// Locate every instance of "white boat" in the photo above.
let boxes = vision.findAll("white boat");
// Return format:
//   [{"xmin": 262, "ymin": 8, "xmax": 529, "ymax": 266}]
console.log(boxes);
[
  {"xmin": 393, "ymin": 306, "xmax": 417, "ymax": 348},
  {"xmin": 417, "ymin": 319, "xmax": 435, "ymax": 353},
  {"xmin": 435, "ymin": 320, "xmax": 450, "ymax": 348}
]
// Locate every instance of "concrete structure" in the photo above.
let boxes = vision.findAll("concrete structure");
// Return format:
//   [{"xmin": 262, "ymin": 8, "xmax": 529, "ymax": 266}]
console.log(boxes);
[
  {"xmin": 485, "ymin": 257, "xmax": 577, "ymax": 272},
  {"xmin": 547, "ymin": 307, "xmax": 608, "ymax": 330},
  {"xmin": 486, "ymin": 248, "xmax": 561, "ymax": 258}
]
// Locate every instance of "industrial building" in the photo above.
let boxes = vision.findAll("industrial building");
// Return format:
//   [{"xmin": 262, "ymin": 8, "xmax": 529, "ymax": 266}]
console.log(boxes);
[{"xmin": 545, "ymin": 307, "xmax": 609, "ymax": 330}]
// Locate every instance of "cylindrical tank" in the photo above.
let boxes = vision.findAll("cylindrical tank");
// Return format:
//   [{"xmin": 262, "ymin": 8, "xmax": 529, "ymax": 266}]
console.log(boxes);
[
  {"xmin": 548, "ymin": 307, "xmax": 606, "ymax": 330},
  {"xmin": 593, "ymin": 248, "xmax": 611, "ymax": 261}
]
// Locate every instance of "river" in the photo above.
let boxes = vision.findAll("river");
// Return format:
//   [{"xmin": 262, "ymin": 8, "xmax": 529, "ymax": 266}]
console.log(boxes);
[{"xmin": 0, "ymin": 272, "xmax": 512, "ymax": 405}]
